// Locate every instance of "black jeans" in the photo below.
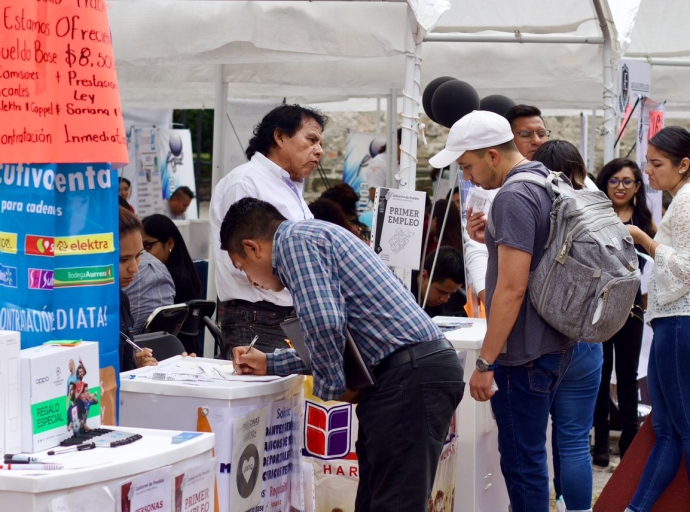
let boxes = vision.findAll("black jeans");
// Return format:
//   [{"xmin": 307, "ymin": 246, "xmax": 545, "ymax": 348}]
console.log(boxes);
[
  {"xmin": 354, "ymin": 349, "xmax": 464, "ymax": 512},
  {"xmin": 220, "ymin": 300, "xmax": 294, "ymax": 359},
  {"xmin": 593, "ymin": 311, "xmax": 644, "ymax": 457}
]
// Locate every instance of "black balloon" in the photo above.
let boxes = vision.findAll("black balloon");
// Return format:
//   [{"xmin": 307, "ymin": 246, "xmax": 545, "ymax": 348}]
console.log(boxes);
[
  {"xmin": 480, "ymin": 95, "xmax": 516, "ymax": 117},
  {"xmin": 422, "ymin": 76, "xmax": 456, "ymax": 124},
  {"xmin": 431, "ymin": 80, "xmax": 480, "ymax": 128}
]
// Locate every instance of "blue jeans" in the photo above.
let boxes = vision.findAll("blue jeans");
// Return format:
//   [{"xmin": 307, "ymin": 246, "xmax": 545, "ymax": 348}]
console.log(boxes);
[
  {"xmin": 628, "ymin": 316, "xmax": 690, "ymax": 512},
  {"xmin": 491, "ymin": 348, "xmax": 574, "ymax": 512},
  {"xmin": 551, "ymin": 343, "xmax": 603, "ymax": 511}
]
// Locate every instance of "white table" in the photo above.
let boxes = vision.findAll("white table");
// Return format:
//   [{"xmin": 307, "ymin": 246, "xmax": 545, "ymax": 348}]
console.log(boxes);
[
  {"xmin": 435, "ymin": 317, "xmax": 511, "ymax": 512},
  {"xmin": 0, "ymin": 426, "xmax": 215, "ymax": 511},
  {"xmin": 120, "ymin": 357, "xmax": 304, "ymax": 512}
]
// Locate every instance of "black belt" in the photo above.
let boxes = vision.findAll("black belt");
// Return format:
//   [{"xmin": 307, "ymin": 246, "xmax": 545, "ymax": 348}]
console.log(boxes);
[
  {"xmin": 223, "ymin": 299, "xmax": 294, "ymax": 314},
  {"xmin": 374, "ymin": 339, "xmax": 454, "ymax": 378}
]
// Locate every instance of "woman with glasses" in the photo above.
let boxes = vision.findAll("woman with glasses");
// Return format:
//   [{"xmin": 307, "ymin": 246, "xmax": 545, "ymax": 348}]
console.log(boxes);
[
  {"xmin": 593, "ymin": 158, "xmax": 656, "ymax": 467},
  {"xmin": 624, "ymin": 127, "xmax": 690, "ymax": 512},
  {"xmin": 142, "ymin": 214, "xmax": 202, "ymax": 352}
]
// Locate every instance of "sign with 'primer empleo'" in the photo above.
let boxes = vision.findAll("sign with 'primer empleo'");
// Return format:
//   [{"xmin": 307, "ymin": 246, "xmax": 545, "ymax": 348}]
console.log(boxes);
[{"xmin": 370, "ymin": 188, "xmax": 426, "ymax": 270}]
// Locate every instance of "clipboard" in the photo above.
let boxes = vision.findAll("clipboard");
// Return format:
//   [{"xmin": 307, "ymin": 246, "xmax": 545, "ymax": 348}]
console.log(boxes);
[{"xmin": 280, "ymin": 317, "xmax": 377, "ymax": 390}]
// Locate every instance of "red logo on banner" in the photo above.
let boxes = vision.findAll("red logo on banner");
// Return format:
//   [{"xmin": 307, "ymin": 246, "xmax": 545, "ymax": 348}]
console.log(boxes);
[
  {"xmin": 302, "ymin": 401, "xmax": 353, "ymax": 460},
  {"xmin": 649, "ymin": 111, "xmax": 664, "ymax": 140},
  {"xmin": 25, "ymin": 235, "xmax": 54, "ymax": 257}
]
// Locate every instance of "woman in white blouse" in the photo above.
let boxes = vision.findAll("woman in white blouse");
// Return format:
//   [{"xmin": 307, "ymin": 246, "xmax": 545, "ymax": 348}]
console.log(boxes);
[{"xmin": 624, "ymin": 126, "xmax": 690, "ymax": 512}]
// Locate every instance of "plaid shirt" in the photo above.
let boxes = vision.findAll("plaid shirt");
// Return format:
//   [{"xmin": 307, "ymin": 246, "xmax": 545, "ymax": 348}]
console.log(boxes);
[{"xmin": 266, "ymin": 220, "xmax": 444, "ymax": 400}]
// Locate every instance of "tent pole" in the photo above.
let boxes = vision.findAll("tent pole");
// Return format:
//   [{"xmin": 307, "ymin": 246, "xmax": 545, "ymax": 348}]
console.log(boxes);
[
  {"xmin": 593, "ymin": 0, "xmax": 614, "ymax": 164},
  {"xmin": 204, "ymin": 65, "xmax": 229, "ymax": 358},
  {"xmin": 386, "ymin": 90, "xmax": 396, "ymax": 189},
  {"xmin": 397, "ymin": 16, "xmax": 422, "ymax": 288},
  {"xmin": 580, "ymin": 112, "xmax": 588, "ymax": 168}
]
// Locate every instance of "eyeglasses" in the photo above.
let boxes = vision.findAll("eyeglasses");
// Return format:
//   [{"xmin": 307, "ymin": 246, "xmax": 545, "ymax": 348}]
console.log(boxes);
[
  {"xmin": 515, "ymin": 130, "xmax": 551, "ymax": 140},
  {"xmin": 607, "ymin": 178, "xmax": 637, "ymax": 189},
  {"xmin": 143, "ymin": 240, "xmax": 163, "ymax": 251}
]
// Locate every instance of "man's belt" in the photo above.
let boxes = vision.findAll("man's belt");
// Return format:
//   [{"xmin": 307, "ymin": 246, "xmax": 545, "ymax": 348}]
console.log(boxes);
[{"xmin": 374, "ymin": 339, "xmax": 454, "ymax": 378}]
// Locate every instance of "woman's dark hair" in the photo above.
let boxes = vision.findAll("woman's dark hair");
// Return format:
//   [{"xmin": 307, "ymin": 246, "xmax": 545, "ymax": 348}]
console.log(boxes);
[
  {"xmin": 119, "ymin": 177, "xmax": 131, "ymax": 187},
  {"xmin": 245, "ymin": 104, "xmax": 328, "ymax": 160},
  {"xmin": 648, "ymin": 126, "xmax": 690, "ymax": 167},
  {"xmin": 431, "ymin": 199, "xmax": 464, "ymax": 254},
  {"xmin": 320, "ymin": 183, "xmax": 359, "ymax": 220},
  {"xmin": 596, "ymin": 158, "xmax": 655, "ymax": 238},
  {"xmin": 309, "ymin": 199, "xmax": 355, "ymax": 232},
  {"xmin": 532, "ymin": 140, "xmax": 587, "ymax": 190},
  {"xmin": 141, "ymin": 214, "xmax": 201, "ymax": 301},
  {"xmin": 119, "ymin": 206, "xmax": 142, "ymax": 237}
]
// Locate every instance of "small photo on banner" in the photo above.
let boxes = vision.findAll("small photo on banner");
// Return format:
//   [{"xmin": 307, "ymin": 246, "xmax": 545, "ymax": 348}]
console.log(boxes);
[
  {"xmin": 343, "ymin": 132, "xmax": 385, "ymax": 215},
  {"xmin": 157, "ymin": 129, "xmax": 198, "ymax": 220},
  {"xmin": 121, "ymin": 465, "xmax": 172, "ymax": 512},
  {"xmin": 174, "ymin": 458, "xmax": 216, "ymax": 512},
  {"xmin": 231, "ymin": 407, "xmax": 268, "ymax": 510}
]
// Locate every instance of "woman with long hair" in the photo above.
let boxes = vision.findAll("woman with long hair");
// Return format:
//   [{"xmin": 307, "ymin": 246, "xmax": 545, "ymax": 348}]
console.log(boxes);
[
  {"xmin": 533, "ymin": 140, "xmax": 603, "ymax": 512},
  {"xmin": 142, "ymin": 214, "xmax": 202, "ymax": 352},
  {"xmin": 593, "ymin": 158, "xmax": 656, "ymax": 467},
  {"xmin": 119, "ymin": 207, "xmax": 157, "ymax": 371},
  {"xmin": 624, "ymin": 127, "xmax": 690, "ymax": 512}
]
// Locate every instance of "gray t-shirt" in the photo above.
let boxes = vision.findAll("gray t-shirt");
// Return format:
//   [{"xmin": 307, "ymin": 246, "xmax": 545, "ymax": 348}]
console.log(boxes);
[{"xmin": 485, "ymin": 161, "xmax": 574, "ymax": 366}]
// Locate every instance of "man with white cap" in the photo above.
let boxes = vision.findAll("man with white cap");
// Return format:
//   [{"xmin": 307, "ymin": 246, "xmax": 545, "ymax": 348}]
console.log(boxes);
[{"xmin": 429, "ymin": 110, "xmax": 575, "ymax": 512}]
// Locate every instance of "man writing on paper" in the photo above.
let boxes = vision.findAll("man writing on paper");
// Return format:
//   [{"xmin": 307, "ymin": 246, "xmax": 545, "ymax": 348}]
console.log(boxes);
[{"xmin": 221, "ymin": 198, "xmax": 464, "ymax": 512}]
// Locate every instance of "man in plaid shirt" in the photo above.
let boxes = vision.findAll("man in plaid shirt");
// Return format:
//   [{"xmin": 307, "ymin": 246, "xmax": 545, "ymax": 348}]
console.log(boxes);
[{"xmin": 220, "ymin": 197, "xmax": 464, "ymax": 512}]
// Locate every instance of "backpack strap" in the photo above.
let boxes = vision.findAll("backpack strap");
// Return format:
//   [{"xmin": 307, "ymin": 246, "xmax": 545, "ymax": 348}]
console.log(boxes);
[{"xmin": 487, "ymin": 171, "xmax": 562, "ymax": 241}]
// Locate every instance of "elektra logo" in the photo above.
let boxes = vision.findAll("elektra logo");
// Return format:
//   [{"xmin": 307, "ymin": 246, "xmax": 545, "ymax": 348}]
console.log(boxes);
[
  {"xmin": 0, "ymin": 264, "xmax": 18, "ymax": 288},
  {"xmin": 28, "ymin": 269, "xmax": 54, "ymax": 290},
  {"xmin": 302, "ymin": 401, "xmax": 353, "ymax": 460},
  {"xmin": 25, "ymin": 235, "xmax": 54, "ymax": 257},
  {"xmin": 35, "ymin": 376, "xmax": 50, "ymax": 385},
  {"xmin": 55, "ymin": 233, "xmax": 114, "ymax": 256},
  {"xmin": 0, "ymin": 231, "xmax": 18, "ymax": 254}
]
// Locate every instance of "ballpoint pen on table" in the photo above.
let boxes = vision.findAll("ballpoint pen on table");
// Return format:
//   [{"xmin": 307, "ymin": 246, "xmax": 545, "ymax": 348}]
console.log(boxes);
[
  {"xmin": 0, "ymin": 463, "xmax": 63, "ymax": 470},
  {"xmin": 233, "ymin": 335, "xmax": 259, "ymax": 374}
]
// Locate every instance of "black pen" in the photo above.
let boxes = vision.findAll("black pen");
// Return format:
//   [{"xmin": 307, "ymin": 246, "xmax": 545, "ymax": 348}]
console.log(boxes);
[
  {"xmin": 47, "ymin": 442, "xmax": 96, "ymax": 456},
  {"xmin": 233, "ymin": 335, "xmax": 259, "ymax": 374}
]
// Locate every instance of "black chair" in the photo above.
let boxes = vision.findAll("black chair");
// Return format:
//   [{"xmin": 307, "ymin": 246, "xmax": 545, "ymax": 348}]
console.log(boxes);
[
  {"xmin": 177, "ymin": 300, "xmax": 223, "ymax": 356},
  {"xmin": 133, "ymin": 331, "xmax": 186, "ymax": 361},
  {"xmin": 139, "ymin": 303, "xmax": 188, "ymax": 336}
]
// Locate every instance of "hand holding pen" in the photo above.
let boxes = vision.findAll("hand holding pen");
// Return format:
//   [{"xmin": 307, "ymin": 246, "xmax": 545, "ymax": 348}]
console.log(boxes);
[
  {"xmin": 232, "ymin": 335, "xmax": 264, "ymax": 375},
  {"xmin": 120, "ymin": 330, "xmax": 157, "ymax": 368}
]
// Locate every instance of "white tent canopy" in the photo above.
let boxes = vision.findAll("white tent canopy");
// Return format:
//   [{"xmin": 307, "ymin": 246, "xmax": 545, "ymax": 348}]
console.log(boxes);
[
  {"xmin": 623, "ymin": 0, "xmax": 690, "ymax": 111},
  {"xmin": 110, "ymin": 0, "xmax": 417, "ymax": 107},
  {"xmin": 110, "ymin": 0, "xmax": 641, "ymax": 110}
]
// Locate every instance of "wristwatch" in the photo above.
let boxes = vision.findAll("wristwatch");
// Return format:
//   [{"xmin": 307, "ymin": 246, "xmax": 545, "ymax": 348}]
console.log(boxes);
[{"xmin": 476, "ymin": 356, "xmax": 498, "ymax": 372}]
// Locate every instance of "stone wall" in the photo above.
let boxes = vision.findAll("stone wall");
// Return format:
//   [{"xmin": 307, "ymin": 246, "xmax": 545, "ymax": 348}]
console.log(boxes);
[{"xmin": 307, "ymin": 111, "xmax": 690, "ymax": 200}]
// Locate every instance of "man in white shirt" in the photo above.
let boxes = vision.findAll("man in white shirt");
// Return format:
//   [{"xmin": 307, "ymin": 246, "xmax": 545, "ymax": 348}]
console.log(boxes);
[
  {"xmin": 165, "ymin": 186, "xmax": 195, "ymax": 220},
  {"xmin": 210, "ymin": 104, "xmax": 328, "ymax": 357}
]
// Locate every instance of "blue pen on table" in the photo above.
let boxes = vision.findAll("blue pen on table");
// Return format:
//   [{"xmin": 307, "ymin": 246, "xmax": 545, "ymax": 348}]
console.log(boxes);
[{"xmin": 233, "ymin": 335, "xmax": 259, "ymax": 374}]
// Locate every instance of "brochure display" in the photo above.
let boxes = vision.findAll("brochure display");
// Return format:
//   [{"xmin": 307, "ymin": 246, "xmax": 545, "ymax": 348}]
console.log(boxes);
[
  {"xmin": 119, "ymin": 356, "xmax": 304, "ymax": 512},
  {"xmin": 20, "ymin": 342, "xmax": 100, "ymax": 452},
  {"xmin": 0, "ymin": 427, "xmax": 215, "ymax": 512}
]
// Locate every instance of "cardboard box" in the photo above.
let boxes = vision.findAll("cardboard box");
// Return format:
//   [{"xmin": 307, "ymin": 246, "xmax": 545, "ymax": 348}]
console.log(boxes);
[
  {"xmin": 20, "ymin": 342, "xmax": 100, "ymax": 453},
  {"xmin": 0, "ymin": 330, "xmax": 21, "ymax": 456}
]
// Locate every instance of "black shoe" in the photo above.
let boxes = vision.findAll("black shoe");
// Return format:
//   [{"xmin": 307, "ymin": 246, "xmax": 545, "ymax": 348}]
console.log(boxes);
[{"xmin": 593, "ymin": 449, "xmax": 610, "ymax": 467}]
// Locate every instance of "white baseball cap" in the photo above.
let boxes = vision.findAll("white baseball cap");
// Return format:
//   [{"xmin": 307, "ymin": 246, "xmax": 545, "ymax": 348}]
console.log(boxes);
[{"xmin": 428, "ymin": 110, "xmax": 514, "ymax": 169}]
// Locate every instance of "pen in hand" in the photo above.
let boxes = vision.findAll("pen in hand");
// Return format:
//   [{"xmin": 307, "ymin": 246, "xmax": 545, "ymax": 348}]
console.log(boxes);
[
  {"xmin": 119, "ymin": 330, "xmax": 143, "ymax": 352},
  {"xmin": 233, "ymin": 335, "xmax": 259, "ymax": 374}
]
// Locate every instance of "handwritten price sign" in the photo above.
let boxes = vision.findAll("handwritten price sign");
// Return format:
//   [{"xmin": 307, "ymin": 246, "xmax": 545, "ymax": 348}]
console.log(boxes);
[{"xmin": 0, "ymin": 0, "xmax": 128, "ymax": 165}]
